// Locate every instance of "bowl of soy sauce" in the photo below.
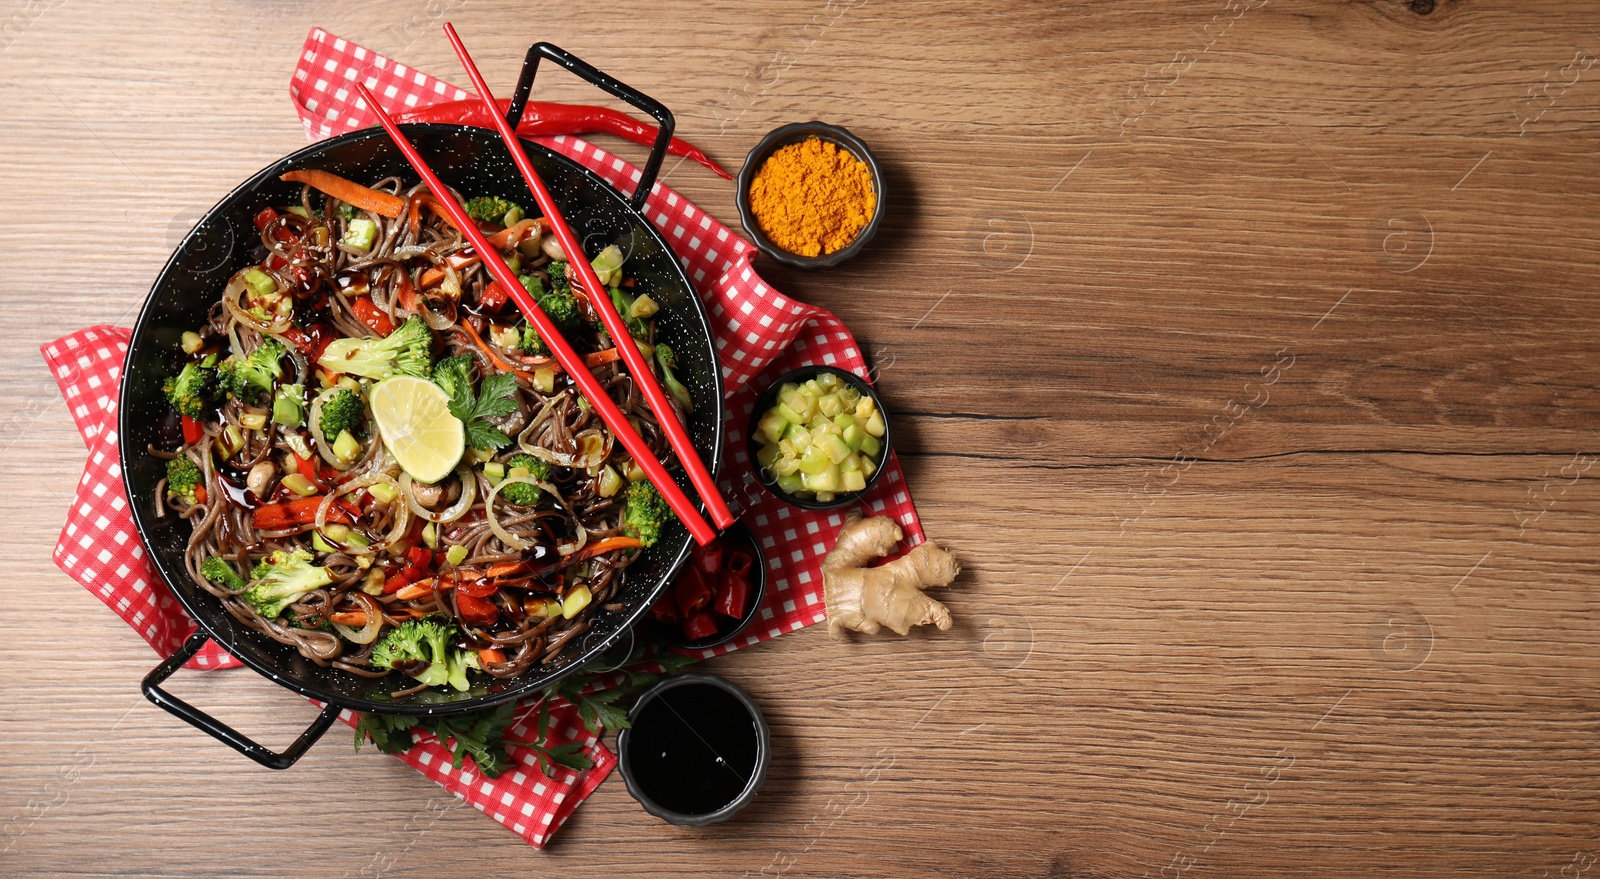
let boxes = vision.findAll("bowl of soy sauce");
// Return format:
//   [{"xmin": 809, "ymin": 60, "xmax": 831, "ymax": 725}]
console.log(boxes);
[{"xmin": 616, "ymin": 673, "xmax": 770, "ymax": 826}]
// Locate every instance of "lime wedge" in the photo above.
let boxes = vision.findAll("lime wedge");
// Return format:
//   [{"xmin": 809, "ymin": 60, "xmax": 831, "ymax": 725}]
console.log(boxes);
[{"xmin": 369, "ymin": 375, "xmax": 464, "ymax": 483}]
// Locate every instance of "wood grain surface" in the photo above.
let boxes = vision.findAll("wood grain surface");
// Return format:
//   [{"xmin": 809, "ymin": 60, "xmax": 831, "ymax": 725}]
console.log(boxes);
[{"xmin": 4, "ymin": 1, "xmax": 1599, "ymax": 876}]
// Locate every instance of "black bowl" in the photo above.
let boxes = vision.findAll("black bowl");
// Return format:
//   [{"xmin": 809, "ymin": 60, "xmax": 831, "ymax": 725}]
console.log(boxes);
[
  {"xmin": 122, "ymin": 123, "xmax": 722, "ymax": 717},
  {"xmin": 735, "ymin": 121, "xmax": 884, "ymax": 269},
  {"xmin": 616, "ymin": 673, "xmax": 771, "ymax": 826},
  {"xmin": 745, "ymin": 366, "xmax": 891, "ymax": 511},
  {"xmin": 643, "ymin": 521, "xmax": 767, "ymax": 651}
]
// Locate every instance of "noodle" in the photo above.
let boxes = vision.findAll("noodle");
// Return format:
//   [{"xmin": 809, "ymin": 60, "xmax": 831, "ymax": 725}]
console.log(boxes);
[{"xmin": 155, "ymin": 177, "xmax": 672, "ymax": 692}]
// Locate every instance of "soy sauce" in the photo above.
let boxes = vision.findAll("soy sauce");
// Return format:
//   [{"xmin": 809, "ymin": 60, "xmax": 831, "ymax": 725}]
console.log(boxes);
[{"xmin": 624, "ymin": 682, "xmax": 760, "ymax": 816}]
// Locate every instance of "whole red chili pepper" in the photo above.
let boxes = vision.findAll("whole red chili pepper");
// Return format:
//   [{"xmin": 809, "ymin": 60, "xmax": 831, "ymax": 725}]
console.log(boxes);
[{"xmin": 397, "ymin": 98, "xmax": 733, "ymax": 181}]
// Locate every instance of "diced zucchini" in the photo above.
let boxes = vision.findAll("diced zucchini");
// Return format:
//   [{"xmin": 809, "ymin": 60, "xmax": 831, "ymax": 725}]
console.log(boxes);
[
  {"xmin": 181, "ymin": 331, "xmax": 204, "ymax": 355},
  {"xmin": 445, "ymin": 544, "xmax": 469, "ymax": 566},
  {"xmin": 818, "ymin": 392, "xmax": 844, "ymax": 417},
  {"xmin": 597, "ymin": 465, "xmax": 623, "ymax": 498},
  {"xmin": 590, "ymin": 245, "xmax": 625, "ymax": 286},
  {"xmin": 860, "ymin": 434, "xmax": 882, "ymax": 458},
  {"xmin": 367, "ymin": 481, "xmax": 398, "ymax": 504},
  {"xmin": 843, "ymin": 423, "xmax": 868, "ymax": 451},
  {"xmin": 332, "ymin": 429, "xmax": 362, "ymax": 462},
  {"xmin": 774, "ymin": 401, "xmax": 804, "ymax": 425},
  {"xmin": 562, "ymin": 585, "xmax": 592, "ymax": 619},
  {"xmin": 242, "ymin": 268, "xmax": 277, "ymax": 298},
  {"xmin": 281, "ymin": 473, "xmax": 318, "ymax": 497},
  {"xmin": 817, "ymin": 432, "xmax": 852, "ymax": 465},
  {"xmin": 755, "ymin": 443, "xmax": 782, "ymax": 469},
  {"xmin": 863, "ymin": 411, "xmax": 886, "ymax": 438},
  {"xmin": 533, "ymin": 368, "xmax": 557, "ymax": 394},
  {"xmin": 421, "ymin": 522, "xmax": 437, "ymax": 549},
  {"xmin": 771, "ymin": 457, "xmax": 800, "ymax": 476},
  {"xmin": 801, "ymin": 466, "xmax": 840, "ymax": 493},
  {"xmin": 841, "ymin": 469, "xmax": 867, "ymax": 492},
  {"xmin": 342, "ymin": 217, "xmax": 379, "ymax": 251},
  {"xmin": 238, "ymin": 411, "xmax": 267, "ymax": 431},
  {"xmin": 815, "ymin": 372, "xmax": 842, "ymax": 391},
  {"xmin": 798, "ymin": 444, "xmax": 833, "ymax": 475},
  {"xmin": 758, "ymin": 413, "xmax": 788, "ymax": 445},
  {"xmin": 628, "ymin": 294, "xmax": 659, "ymax": 319},
  {"xmin": 855, "ymin": 397, "xmax": 876, "ymax": 419},
  {"xmin": 776, "ymin": 471, "xmax": 805, "ymax": 495}
]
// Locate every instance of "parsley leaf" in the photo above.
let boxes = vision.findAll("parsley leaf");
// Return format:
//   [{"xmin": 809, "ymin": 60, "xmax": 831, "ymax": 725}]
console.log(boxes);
[{"xmin": 432, "ymin": 356, "xmax": 521, "ymax": 451}]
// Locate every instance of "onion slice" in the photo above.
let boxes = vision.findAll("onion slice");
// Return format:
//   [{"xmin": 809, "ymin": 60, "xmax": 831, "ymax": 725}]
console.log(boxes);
[{"xmin": 331, "ymin": 593, "xmax": 384, "ymax": 645}]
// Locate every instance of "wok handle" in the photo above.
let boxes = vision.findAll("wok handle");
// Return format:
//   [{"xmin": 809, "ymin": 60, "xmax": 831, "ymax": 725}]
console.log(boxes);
[
  {"xmin": 506, "ymin": 41, "xmax": 675, "ymax": 212},
  {"xmin": 140, "ymin": 631, "xmax": 340, "ymax": 770}
]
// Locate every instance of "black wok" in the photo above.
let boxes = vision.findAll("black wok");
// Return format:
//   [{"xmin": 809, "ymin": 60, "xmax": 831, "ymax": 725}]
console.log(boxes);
[{"xmin": 123, "ymin": 47, "xmax": 721, "ymax": 768}]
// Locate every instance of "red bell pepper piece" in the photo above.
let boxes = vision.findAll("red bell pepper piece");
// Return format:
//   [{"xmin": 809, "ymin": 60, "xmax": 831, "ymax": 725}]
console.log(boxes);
[
  {"xmin": 674, "ymin": 567, "xmax": 712, "ymax": 618},
  {"xmin": 479, "ymin": 281, "xmax": 509, "ymax": 312},
  {"xmin": 407, "ymin": 545, "xmax": 434, "ymax": 570},
  {"xmin": 681, "ymin": 612, "xmax": 719, "ymax": 642},
  {"xmin": 252, "ymin": 207, "xmax": 278, "ymax": 232},
  {"xmin": 350, "ymin": 296, "xmax": 396, "ymax": 335},
  {"xmin": 455, "ymin": 591, "xmax": 499, "ymax": 627},
  {"xmin": 250, "ymin": 496, "xmax": 358, "ymax": 530},
  {"xmin": 290, "ymin": 453, "xmax": 326, "ymax": 492},
  {"xmin": 282, "ymin": 323, "xmax": 335, "ymax": 362},
  {"xmin": 691, "ymin": 537, "xmax": 723, "ymax": 580},
  {"xmin": 181, "ymin": 415, "xmax": 203, "ymax": 445},
  {"xmin": 397, "ymin": 98, "xmax": 734, "ymax": 180}
]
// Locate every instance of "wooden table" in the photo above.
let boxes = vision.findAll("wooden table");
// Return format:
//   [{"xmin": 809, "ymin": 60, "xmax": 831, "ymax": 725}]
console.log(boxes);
[{"xmin": 3, "ymin": 1, "xmax": 1597, "ymax": 876}]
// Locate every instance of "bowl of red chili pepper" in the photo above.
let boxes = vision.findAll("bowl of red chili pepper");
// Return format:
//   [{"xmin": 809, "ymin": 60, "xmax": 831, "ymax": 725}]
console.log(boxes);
[{"xmin": 644, "ymin": 522, "xmax": 766, "ymax": 650}]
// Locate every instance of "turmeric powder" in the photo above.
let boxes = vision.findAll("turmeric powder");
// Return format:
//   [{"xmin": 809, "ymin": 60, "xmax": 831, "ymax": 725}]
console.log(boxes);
[{"xmin": 747, "ymin": 136, "xmax": 876, "ymax": 257}]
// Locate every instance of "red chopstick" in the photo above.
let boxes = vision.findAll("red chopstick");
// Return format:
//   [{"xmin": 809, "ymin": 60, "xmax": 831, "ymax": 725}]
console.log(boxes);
[
  {"xmin": 441, "ymin": 24, "xmax": 736, "ymax": 532},
  {"xmin": 352, "ymin": 82, "xmax": 718, "ymax": 547}
]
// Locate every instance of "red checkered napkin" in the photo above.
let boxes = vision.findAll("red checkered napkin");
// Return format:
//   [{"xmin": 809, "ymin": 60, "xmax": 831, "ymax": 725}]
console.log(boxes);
[{"xmin": 44, "ymin": 26, "xmax": 925, "ymax": 850}]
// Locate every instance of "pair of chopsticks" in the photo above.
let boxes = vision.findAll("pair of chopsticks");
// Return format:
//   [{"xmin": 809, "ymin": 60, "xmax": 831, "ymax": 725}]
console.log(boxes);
[{"xmin": 353, "ymin": 30, "xmax": 733, "ymax": 546}]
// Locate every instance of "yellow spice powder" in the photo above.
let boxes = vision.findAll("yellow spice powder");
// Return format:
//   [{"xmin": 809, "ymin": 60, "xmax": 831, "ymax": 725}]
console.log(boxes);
[{"xmin": 747, "ymin": 136, "xmax": 876, "ymax": 257}]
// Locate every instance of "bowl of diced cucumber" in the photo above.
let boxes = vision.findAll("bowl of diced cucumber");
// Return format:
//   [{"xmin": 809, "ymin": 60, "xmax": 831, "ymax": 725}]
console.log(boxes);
[{"xmin": 747, "ymin": 366, "xmax": 891, "ymax": 510}]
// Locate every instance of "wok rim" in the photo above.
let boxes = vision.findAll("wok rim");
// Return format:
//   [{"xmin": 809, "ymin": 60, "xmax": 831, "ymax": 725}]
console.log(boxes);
[{"xmin": 119, "ymin": 123, "xmax": 722, "ymax": 717}]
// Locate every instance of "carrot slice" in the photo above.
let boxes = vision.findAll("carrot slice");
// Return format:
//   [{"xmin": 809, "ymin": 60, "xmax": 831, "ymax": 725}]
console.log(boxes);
[{"xmin": 280, "ymin": 170, "xmax": 407, "ymax": 219}]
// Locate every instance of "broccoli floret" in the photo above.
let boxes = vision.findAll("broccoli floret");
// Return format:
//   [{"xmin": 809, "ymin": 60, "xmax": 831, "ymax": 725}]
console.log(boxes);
[
  {"xmin": 166, "ymin": 455, "xmax": 203, "ymax": 505},
  {"xmin": 370, "ymin": 617, "xmax": 478, "ymax": 691},
  {"xmin": 525, "ymin": 265, "xmax": 583, "ymax": 335},
  {"xmin": 430, "ymin": 355, "xmax": 475, "ymax": 402},
  {"xmin": 447, "ymin": 649, "xmax": 480, "ymax": 692},
  {"xmin": 498, "ymin": 453, "xmax": 551, "ymax": 506},
  {"xmin": 200, "ymin": 556, "xmax": 247, "ymax": 592},
  {"xmin": 218, "ymin": 338, "xmax": 288, "ymax": 405},
  {"xmin": 316, "ymin": 316, "xmax": 433, "ymax": 380},
  {"xmin": 622, "ymin": 479, "xmax": 674, "ymax": 547},
  {"xmin": 243, "ymin": 548, "xmax": 333, "ymax": 619},
  {"xmin": 653, "ymin": 344, "xmax": 694, "ymax": 414},
  {"xmin": 463, "ymin": 196, "xmax": 524, "ymax": 226},
  {"xmin": 516, "ymin": 322, "xmax": 549, "ymax": 356},
  {"xmin": 318, "ymin": 388, "xmax": 365, "ymax": 439},
  {"xmin": 607, "ymin": 285, "xmax": 649, "ymax": 341},
  {"xmin": 163, "ymin": 360, "xmax": 219, "ymax": 418}
]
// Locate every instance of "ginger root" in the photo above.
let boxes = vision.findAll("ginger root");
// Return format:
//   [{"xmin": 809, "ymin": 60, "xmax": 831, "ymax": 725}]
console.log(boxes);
[{"xmin": 823, "ymin": 514, "xmax": 960, "ymax": 638}]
